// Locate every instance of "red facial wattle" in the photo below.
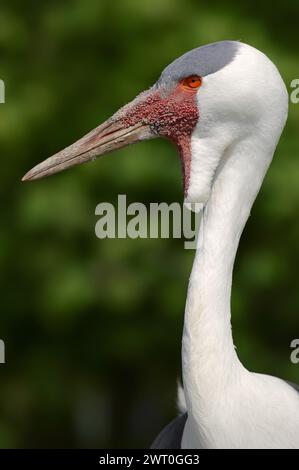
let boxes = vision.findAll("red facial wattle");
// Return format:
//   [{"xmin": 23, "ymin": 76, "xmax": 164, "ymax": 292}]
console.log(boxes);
[{"xmin": 119, "ymin": 82, "xmax": 200, "ymax": 195}]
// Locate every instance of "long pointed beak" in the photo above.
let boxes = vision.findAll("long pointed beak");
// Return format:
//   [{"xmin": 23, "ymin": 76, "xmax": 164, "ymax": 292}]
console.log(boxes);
[{"xmin": 22, "ymin": 98, "xmax": 154, "ymax": 182}]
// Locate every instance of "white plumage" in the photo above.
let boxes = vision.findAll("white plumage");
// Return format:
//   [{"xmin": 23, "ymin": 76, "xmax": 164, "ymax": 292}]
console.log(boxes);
[
  {"xmin": 23, "ymin": 41, "xmax": 299, "ymax": 449},
  {"xmin": 182, "ymin": 43, "xmax": 299, "ymax": 449}
]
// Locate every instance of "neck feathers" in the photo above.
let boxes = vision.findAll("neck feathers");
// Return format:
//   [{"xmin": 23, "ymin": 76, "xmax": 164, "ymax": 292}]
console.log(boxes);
[{"xmin": 181, "ymin": 137, "xmax": 273, "ymax": 445}]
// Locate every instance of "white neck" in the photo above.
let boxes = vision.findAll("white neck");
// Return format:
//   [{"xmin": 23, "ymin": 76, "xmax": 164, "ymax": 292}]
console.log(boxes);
[{"xmin": 181, "ymin": 137, "xmax": 273, "ymax": 447}]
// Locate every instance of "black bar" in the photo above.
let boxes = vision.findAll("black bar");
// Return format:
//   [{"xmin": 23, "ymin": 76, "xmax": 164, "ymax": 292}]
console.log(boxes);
[{"xmin": 0, "ymin": 449, "xmax": 297, "ymax": 467}]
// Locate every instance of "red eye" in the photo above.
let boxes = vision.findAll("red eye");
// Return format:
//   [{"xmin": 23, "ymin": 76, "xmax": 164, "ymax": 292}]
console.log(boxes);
[{"xmin": 181, "ymin": 75, "xmax": 202, "ymax": 90}]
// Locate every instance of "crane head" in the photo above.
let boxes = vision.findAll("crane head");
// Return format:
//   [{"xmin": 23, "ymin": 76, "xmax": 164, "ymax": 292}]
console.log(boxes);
[{"xmin": 22, "ymin": 41, "xmax": 288, "ymax": 203}]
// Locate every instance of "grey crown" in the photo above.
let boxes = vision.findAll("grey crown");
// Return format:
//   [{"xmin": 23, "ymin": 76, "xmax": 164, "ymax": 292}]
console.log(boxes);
[{"xmin": 158, "ymin": 40, "xmax": 239, "ymax": 85}]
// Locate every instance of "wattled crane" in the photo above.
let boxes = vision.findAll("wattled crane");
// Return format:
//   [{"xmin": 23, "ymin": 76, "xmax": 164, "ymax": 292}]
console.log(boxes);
[{"xmin": 23, "ymin": 41, "xmax": 299, "ymax": 449}]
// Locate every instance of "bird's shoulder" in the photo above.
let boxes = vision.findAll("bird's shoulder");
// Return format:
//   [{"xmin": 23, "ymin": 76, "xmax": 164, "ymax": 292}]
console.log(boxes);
[{"xmin": 150, "ymin": 413, "xmax": 187, "ymax": 449}]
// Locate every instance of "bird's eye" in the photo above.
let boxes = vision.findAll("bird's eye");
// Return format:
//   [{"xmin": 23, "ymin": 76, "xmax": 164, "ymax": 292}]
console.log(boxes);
[{"xmin": 181, "ymin": 75, "xmax": 202, "ymax": 90}]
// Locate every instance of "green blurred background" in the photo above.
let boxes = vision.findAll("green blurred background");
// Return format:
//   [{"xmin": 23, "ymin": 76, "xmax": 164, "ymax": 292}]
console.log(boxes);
[{"xmin": 0, "ymin": 0, "xmax": 299, "ymax": 448}]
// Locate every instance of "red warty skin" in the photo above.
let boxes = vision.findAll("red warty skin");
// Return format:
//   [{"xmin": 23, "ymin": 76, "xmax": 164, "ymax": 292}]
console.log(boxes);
[{"xmin": 119, "ymin": 86, "xmax": 199, "ymax": 195}]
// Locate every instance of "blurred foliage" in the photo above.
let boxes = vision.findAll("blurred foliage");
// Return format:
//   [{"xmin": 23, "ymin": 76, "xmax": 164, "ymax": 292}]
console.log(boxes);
[{"xmin": 0, "ymin": 0, "xmax": 299, "ymax": 448}]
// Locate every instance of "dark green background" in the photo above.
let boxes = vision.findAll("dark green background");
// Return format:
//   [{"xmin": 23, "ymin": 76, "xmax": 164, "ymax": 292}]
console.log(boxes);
[{"xmin": 0, "ymin": 0, "xmax": 299, "ymax": 448}]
